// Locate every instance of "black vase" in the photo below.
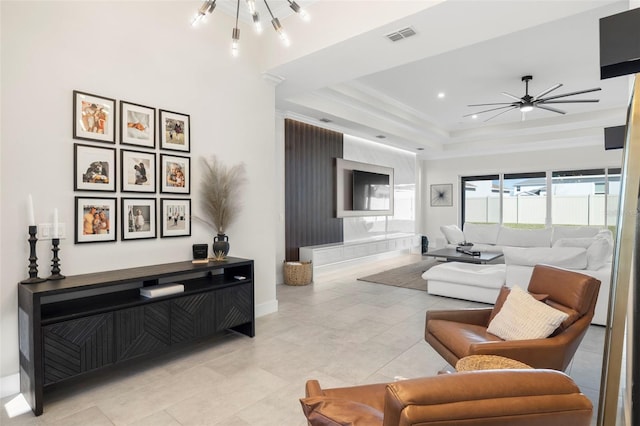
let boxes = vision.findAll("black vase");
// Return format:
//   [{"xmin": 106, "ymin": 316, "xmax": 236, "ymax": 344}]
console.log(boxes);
[{"xmin": 213, "ymin": 233, "xmax": 230, "ymax": 258}]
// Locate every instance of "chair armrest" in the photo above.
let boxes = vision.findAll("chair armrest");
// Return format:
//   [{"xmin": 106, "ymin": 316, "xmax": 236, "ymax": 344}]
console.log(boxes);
[
  {"xmin": 305, "ymin": 380, "xmax": 324, "ymax": 398},
  {"xmin": 426, "ymin": 308, "xmax": 492, "ymax": 327}
]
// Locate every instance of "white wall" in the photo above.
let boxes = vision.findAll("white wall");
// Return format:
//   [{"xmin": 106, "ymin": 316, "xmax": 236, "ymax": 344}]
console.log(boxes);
[
  {"xmin": 0, "ymin": 1, "xmax": 278, "ymax": 390},
  {"xmin": 421, "ymin": 145, "xmax": 623, "ymax": 246}
]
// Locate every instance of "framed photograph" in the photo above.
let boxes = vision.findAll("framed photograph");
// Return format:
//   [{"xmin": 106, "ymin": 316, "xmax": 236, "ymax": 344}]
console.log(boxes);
[
  {"xmin": 120, "ymin": 101, "xmax": 156, "ymax": 148},
  {"xmin": 160, "ymin": 154, "xmax": 190, "ymax": 194},
  {"xmin": 122, "ymin": 198, "xmax": 157, "ymax": 241},
  {"xmin": 430, "ymin": 183, "xmax": 453, "ymax": 207},
  {"xmin": 75, "ymin": 197, "xmax": 117, "ymax": 243},
  {"xmin": 73, "ymin": 90, "xmax": 116, "ymax": 144},
  {"xmin": 161, "ymin": 198, "xmax": 191, "ymax": 238},
  {"xmin": 74, "ymin": 143, "xmax": 116, "ymax": 192},
  {"xmin": 159, "ymin": 110, "xmax": 190, "ymax": 152},
  {"xmin": 121, "ymin": 149, "xmax": 156, "ymax": 193}
]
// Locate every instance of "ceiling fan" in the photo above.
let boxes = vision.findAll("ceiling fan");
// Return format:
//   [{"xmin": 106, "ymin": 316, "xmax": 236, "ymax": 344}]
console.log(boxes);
[{"xmin": 465, "ymin": 75, "xmax": 601, "ymax": 122}]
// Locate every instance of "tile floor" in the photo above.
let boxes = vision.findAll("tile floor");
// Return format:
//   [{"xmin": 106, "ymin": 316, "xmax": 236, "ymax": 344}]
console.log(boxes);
[{"xmin": 2, "ymin": 254, "xmax": 605, "ymax": 425}]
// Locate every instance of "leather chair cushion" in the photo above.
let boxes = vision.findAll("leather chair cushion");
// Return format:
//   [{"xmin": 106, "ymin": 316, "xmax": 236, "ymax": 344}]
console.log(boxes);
[
  {"xmin": 427, "ymin": 320, "xmax": 503, "ymax": 356},
  {"xmin": 299, "ymin": 396, "xmax": 383, "ymax": 426}
]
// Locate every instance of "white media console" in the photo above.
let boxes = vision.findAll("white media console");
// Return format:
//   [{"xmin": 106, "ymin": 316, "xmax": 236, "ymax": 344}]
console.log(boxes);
[{"xmin": 299, "ymin": 233, "xmax": 419, "ymax": 268}]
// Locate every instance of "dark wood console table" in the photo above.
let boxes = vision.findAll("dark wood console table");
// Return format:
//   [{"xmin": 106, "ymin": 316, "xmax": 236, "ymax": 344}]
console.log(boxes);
[{"xmin": 18, "ymin": 257, "xmax": 254, "ymax": 416}]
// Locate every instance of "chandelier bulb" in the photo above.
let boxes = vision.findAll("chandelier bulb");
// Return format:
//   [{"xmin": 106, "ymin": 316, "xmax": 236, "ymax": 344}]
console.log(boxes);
[
  {"xmin": 231, "ymin": 27, "xmax": 240, "ymax": 57},
  {"xmin": 252, "ymin": 12, "xmax": 263, "ymax": 33}
]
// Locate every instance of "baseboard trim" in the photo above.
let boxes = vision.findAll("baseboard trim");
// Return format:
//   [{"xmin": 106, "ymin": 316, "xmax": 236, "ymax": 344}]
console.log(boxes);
[
  {"xmin": 0, "ymin": 373, "xmax": 19, "ymax": 399},
  {"xmin": 256, "ymin": 299, "xmax": 278, "ymax": 317}
]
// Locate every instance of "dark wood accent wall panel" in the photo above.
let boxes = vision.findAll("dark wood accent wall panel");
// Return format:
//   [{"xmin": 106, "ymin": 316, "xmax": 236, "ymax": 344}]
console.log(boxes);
[{"xmin": 285, "ymin": 119, "xmax": 343, "ymax": 261}]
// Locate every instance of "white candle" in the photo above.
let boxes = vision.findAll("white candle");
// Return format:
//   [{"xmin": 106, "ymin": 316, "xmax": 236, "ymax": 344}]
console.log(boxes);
[
  {"xmin": 53, "ymin": 208, "xmax": 59, "ymax": 238},
  {"xmin": 28, "ymin": 194, "xmax": 35, "ymax": 226}
]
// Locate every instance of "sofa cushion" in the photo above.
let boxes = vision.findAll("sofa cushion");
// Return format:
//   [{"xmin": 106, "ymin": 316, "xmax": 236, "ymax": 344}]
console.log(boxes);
[
  {"xmin": 440, "ymin": 224, "xmax": 465, "ymax": 244},
  {"xmin": 489, "ymin": 286, "xmax": 549, "ymax": 323},
  {"xmin": 299, "ymin": 396, "xmax": 383, "ymax": 426},
  {"xmin": 422, "ymin": 263, "xmax": 506, "ymax": 289},
  {"xmin": 553, "ymin": 237, "xmax": 611, "ymax": 270},
  {"xmin": 487, "ymin": 285, "xmax": 569, "ymax": 340},
  {"xmin": 463, "ymin": 223, "xmax": 500, "ymax": 245},
  {"xmin": 552, "ymin": 226, "xmax": 600, "ymax": 245},
  {"xmin": 496, "ymin": 226, "xmax": 552, "ymax": 248},
  {"xmin": 503, "ymin": 247, "xmax": 588, "ymax": 269}
]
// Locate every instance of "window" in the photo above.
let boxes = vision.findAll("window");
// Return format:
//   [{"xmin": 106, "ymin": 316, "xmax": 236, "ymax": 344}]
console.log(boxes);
[
  {"xmin": 503, "ymin": 172, "xmax": 547, "ymax": 229},
  {"xmin": 461, "ymin": 168, "xmax": 620, "ymax": 229}
]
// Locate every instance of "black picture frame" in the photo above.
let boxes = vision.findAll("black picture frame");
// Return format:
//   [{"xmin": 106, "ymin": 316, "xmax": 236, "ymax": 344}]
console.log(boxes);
[
  {"xmin": 120, "ymin": 149, "xmax": 156, "ymax": 193},
  {"xmin": 159, "ymin": 109, "xmax": 190, "ymax": 152},
  {"xmin": 74, "ymin": 196, "xmax": 117, "ymax": 243},
  {"xmin": 160, "ymin": 198, "xmax": 191, "ymax": 238},
  {"xmin": 73, "ymin": 90, "xmax": 116, "ymax": 144},
  {"xmin": 160, "ymin": 154, "xmax": 190, "ymax": 194},
  {"xmin": 120, "ymin": 101, "xmax": 156, "ymax": 149},
  {"xmin": 74, "ymin": 143, "xmax": 116, "ymax": 192},
  {"xmin": 121, "ymin": 198, "xmax": 157, "ymax": 241}
]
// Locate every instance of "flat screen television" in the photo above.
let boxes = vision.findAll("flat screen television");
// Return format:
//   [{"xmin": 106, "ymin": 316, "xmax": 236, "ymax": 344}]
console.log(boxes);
[{"xmin": 352, "ymin": 170, "xmax": 390, "ymax": 211}]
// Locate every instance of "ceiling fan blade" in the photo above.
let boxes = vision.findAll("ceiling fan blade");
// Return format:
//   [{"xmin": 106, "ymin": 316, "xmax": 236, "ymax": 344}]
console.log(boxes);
[
  {"xmin": 484, "ymin": 106, "xmax": 518, "ymax": 122},
  {"xmin": 501, "ymin": 92, "xmax": 522, "ymax": 102},
  {"xmin": 538, "ymin": 99, "xmax": 600, "ymax": 104},
  {"xmin": 467, "ymin": 102, "xmax": 515, "ymax": 107},
  {"xmin": 463, "ymin": 105, "xmax": 516, "ymax": 118},
  {"xmin": 536, "ymin": 104, "xmax": 566, "ymax": 115},
  {"xmin": 539, "ymin": 87, "xmax": 601, "ymax": 102},
  {"xmin": 534, "ymin": 83, "xmax": 562, "ymax": 100}
]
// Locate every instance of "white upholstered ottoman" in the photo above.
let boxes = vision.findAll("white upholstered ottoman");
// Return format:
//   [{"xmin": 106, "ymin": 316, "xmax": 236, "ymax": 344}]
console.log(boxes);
[{"xmin": 422, "ymin": 262, "xmax": 506, "ymax": 304}]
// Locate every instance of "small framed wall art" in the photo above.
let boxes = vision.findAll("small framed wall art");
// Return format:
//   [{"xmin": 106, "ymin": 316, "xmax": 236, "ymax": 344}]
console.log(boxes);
[
  {"xmin": 161, "ymin": 198, "xmax": 191, "ymax": 238},
  {"xmin": 160, "ymin": 154, "xmax": 190, "ymax": 194},
  {"xmin": 430, "ymin": 183, "xmax": 453, "ymax": 207},
  {"xmin": 75, "ymin": 197, "xmax": 117, "ymax": 243},
  {"xmin": 122, "ymin": 198, "xmax": 157, "ymax": 241},
  {"xmin": 74, "ymin": 143, "xmax": 116, "ymax": 192},
  {"xmin": 120, "ymin": 149, "xmax": 156, "ymax": 193},
  {"xmin": 120, "ymin": 101, "xmax": 156, "ymax": 148},
  {"xmin": 159, "ymin": 109, "xmax": 190, "ymax": 152},
  {"xmin": 73, "ymin": 90, "xmax": 116, "ymax": 144}
]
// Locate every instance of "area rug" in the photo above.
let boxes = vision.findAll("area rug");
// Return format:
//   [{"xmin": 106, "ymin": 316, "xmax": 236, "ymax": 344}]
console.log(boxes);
[{"xmin": 357, "ymin": 259, "xmax": 439, "ymax": 291}]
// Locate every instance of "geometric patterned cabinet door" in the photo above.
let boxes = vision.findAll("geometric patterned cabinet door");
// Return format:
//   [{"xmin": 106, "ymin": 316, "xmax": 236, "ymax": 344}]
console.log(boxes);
[
  {"xmin": 216, "ymin": 283, "xmax": 253, "ymax": 331},
  {"xmin": 171, "ymin": 293, "xmax": 216, "ymax": 344},
  {"xmin": 115, "ymin": 302, "xmax": 171, "ymax": 362},
  {"xmin": 43, "ymin": 313, "xmax": 114, "ymax": 385}
]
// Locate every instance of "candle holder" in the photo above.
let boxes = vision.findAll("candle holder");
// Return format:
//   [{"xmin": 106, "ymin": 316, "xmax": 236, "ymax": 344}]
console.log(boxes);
[
  {"xmin": 47, "ymin": 238, "xmax": 65, "ymax": 280},
  {"xmin": 21, "ymin": 225, "xmax": 46, "ymax": 284}
]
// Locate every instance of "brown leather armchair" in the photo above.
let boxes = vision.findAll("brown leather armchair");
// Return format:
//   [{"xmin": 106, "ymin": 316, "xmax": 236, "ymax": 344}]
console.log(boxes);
[
  {"xmin": 425, "ymin": 264, "xmax": 601, "ymax": 370},
  {"xmin": 301, "ymin": 369, "xmax": 593, "ymax": 425}
]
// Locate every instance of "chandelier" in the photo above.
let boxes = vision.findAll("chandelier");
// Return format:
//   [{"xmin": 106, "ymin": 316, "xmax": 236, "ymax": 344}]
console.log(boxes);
[{"xmin": 191, "ymin": 0, "xmax": 310, "ymax": 57}]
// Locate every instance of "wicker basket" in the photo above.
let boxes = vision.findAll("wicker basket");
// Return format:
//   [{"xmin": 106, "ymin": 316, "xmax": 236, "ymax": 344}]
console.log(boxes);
[{"xmin": 283, "ymin": 261, "xmax": 312, "ymax": 286}]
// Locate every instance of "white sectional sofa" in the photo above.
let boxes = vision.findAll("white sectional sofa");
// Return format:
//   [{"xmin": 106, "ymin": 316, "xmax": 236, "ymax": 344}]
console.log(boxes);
[{"xmin": 428, "ymin": 223, "xmax": 613, "ymax": 325}]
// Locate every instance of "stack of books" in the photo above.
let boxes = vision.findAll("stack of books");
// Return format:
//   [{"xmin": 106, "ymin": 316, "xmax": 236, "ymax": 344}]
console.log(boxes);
[{"xmin": 140, "ymin": 283, "xmax": 184, "ymax": 298}]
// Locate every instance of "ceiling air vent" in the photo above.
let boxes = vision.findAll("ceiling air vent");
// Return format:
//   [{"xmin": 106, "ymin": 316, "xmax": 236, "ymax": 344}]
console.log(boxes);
[{"xmin": 385, "ymin": 26, "xmax": 417, "ymax": 42}]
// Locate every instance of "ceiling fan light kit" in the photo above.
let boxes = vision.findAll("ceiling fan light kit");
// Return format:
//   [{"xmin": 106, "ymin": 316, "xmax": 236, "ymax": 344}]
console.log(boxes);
[{"xmin": 466, "ymin": 75, "xmax": 601, "ymax": 122}]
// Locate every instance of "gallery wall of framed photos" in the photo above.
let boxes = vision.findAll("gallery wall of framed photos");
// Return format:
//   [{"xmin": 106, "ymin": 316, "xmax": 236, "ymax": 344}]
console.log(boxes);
[{"xmin": 72, "ymin": 90, "xmax": 192, "ymax": 243}]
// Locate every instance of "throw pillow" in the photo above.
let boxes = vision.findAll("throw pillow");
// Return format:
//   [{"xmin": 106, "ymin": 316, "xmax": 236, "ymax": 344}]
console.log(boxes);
[
  {"xmin": 487, "ymin": 285, "xmax": 569, "ymax": 340},
  {"xmin": 463, "ymin": 222, "xmax": 500, "ymax": 244},
  {"xmin": 299, "ymin": 396, "xmax": 383, "ymax": 426},
  {"xmin": 440, "ymin": 225, "xmax": 465, "ymax": 244},
  {"xmin": 586, "ymin": 238, "xmax": 609, "ymax": 270},
  {"xmin": 489, "ymin": 286, "xmax": 549, "ymax": 323}
]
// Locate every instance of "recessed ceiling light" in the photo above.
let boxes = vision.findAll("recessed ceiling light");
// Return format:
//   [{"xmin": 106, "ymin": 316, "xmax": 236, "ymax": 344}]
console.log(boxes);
[
  {"xmin": 375, "ymin": 135, "xmax": 386, "ymax": 139},
  {"xmin": 437, "ymin": 92, "xmax": 445, "ymax": 99},
  {"xmin": 472, "ymin": 114, "xmax": 478, "ymax": 119},
  {"xmin": 319, "ymin": 118, "xmax": 332, "ymax": 123},
  {"xmin": 416, "ymin": 147, "xmax": 424, "ymax": 151}
]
